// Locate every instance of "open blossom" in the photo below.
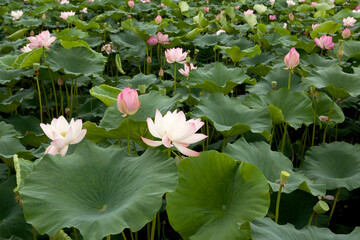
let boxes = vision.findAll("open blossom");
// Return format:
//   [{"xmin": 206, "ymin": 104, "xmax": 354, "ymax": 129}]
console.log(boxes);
[
  {"xmin": 147, "ymin": 36, "xmax": 158, "ymax": 45},
  {"xmin": 157, "ymin": 32, "xmax": 170, "ymax": 45},
  {"xmin": 11, "ymin": 10, "xmax": 23, "ymax": 21},
  {"xmin": 343, "ymin": 17, "xmax": 356, "ymax": 27},
  {"xmin": 101, "ymin": 44, "xmax": 116, "ymax": 55},
  {"xmin": 216, "ymin": 29, "xmax": 226, "ymax": 35},
  {"xmin": 60, "ymin": 11, "xmax": 76, "ymax": 20},
  {"xmin": 155, "ymin": 15, "xmax": 162, "ymax": 24},
  {"xmin": 117, "ymin": 88, "xmax": 141, "ymax": 117},
  {"xmin": 40, "ymin": 116, "xmax": 87, "ymax": 156},
  {"xmin": 244, "ymin": 9, "xmax": 254, "ymax": 16},
  {"xmin": 342, "ymin": 28, "xmax": 351, "ymax": 39},
  {"xmin": 353, "ymin": 9, "xmax": 360, "ymax": 13},
  {"xmin": 165, "ymin": 48, "xmax": 187, "ymax": 64},
  {"xmin": 312, "ymin": 24, "xmax": 320, "ymax": 30},
  {"xmin": 283, "ymin": 23, "xmax": 287, "ymax": 29},
  {"xmin": 27, "ymin": 30, "xmax": 56, "ymax": 49},
  {"xmin": 314, "ymin": 35, "xmax": 335, "ymax": 50},
  {"xmin": 179, "ymin": 63, "xmax": 197, "ymax": 77},
  {"xmin": 287, "ymin": 0, "xmax": 295, "ymax": 6},
  {"xmin": 269, "ymin": 0, "xmax": 275, "ymax": 5},
  {"xmin": 80, "ymin": 8, "xmax": 88, "ymax": 14},
  {"xmin": 269, "ymin": 15, "xmax": 276, "ymax": 20},
  {"xmin": 284, "ymin": 48, "xmax": 300, "ymax": 71},
  {"xmin": 20, "ymin": 44, "xmax": 32, "ymax": 53},
  {"xmin": 141, "ymin": 109, "xmax": 207, "ymax": 157},
  {"xmin": 60, "ymin": 0, "xmax": 69, "ymax": 4}
]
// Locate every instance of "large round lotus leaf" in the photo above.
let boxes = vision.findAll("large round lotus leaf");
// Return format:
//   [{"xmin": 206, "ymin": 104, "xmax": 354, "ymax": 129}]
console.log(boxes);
[
  {"xmin": 224, "ymin": 138, "xmax": 326, "ymax": 196},
  {"xmin": 110, "ymin": 31, "xmax": 146, "ymax": 60},
  {"xmin": 166, "ymin": 151, "xmax": 270, "ymax": 240},
  {"xmin": 191, "ymin": 93, "xmax": 271, "ymax": 139},
  {"xmin": 314, "ymin": 92, "xmax": 344, "ymax": 127},
  {"xmin": 302, "ymin": 142, "xmax": 360, "ymax": 191},
  {"xmin": 0, "ymin": 176, "xmax": 33, "ymax": 240},
  {"xmin": 46, "ymin": 46, "xmax": 106, "ymax": 77},
  {"xmin": 187, "ymin": 62, "xmax": 252, "ymax": 94},
  {"xmin": 302, "ymin": 65, "xmax": 360, "ymax": 100},
  {"xmin": 19, "ymin": 141, "xmax": 178, "ymax": 239},
  {"xmin": 251, "ymin": 218, "xmax": 360, "ymax": 240},
  {"xmin": 243, "ymin": 88, "xmax": 314, "ymax": 129}
]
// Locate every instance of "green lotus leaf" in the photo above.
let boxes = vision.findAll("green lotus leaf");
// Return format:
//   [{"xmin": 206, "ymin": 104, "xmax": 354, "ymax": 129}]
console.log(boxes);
[
  {"xmin": 89, "ymin": 84, "xmax": 121, "ymax": 107},
  {"xmin": 60, "ymin": 40, "xmax": 90, "ymax": 49},
  {"xmin": 187, "ymin": 62, "xmax": 251, "ymax": 94},
  {"xmin": 192, "ymin": 33, "xmax": 233, "ymax": 48},
  {"xmin": 246, "ymin": 65, "xmax": 305, "ymax": 95},
  {"xmin": 0, "ymin": 121, "xmax": 20, "ymax": 137},
  {"xmin": 0, "ymin": 88, "xmax": 34, "ymax": 113},
  {"xmin": 342, "ymin": 40, "xmax": 360, "ymax": 61},
  {"xmin": 224, "ymin": 138, "xmax": 326, "ymax": 196},
  {"xmin": 333, "ymin": 8, "xmax": 360, "ymax": 19},
  {"xmin": 310, "ymin": 21, "xmax": 341, "ymax": 39},
  {"xmin": 243, "ymin": 89, "xmax": 314, "ymax": 130},
  {"xmin": 302, "ymin": 65, "xmax": 360, "ymax": 99},
  {"xmin": 116, "ymin": 73, "xmax": 159, "ymax": 90},
  {"xmin": 302, "ymin": 142, "xmax": 360, "ymax": 191},
  {"xmin": 0, "ymin": 66, "xmax": 33, "ymax": 88},
  {"xmin": 193, "ymin": 11, "xmax": 209, "ymax": 29},
  {"xmin": 167, "ymin": 151, "xmax": 269, "ymax": 240},
  {"xmin": 6, "ymin": 28, "xmax": 28, "ymax": 41},
  {"xmin": 14, "ymin": 17, "xmax": 43, "ymax": 28},
  {"xmin": 245, "ymin": 14, "xmax": 257, "ymax": 29},
  {"xmin": 68, "ymin": 18, "xmax": 100, "ymax": 31},
  {"xmin": 110, "ymin": 31, "xmax": 146, "ymax": 60},
  {"xmin": 191, "ymin": 93, "xmax": 271, "ymax": 138},
  {"xmin": 216, "ymin": 45, "xmax": 261, "ymax": 64},
  {"xmin": 0, "ymin": 163, "xmax": 8, "ymax": 183},
  {"xmin": 0, "ymin": 55, "xmax": 17, "ymax": 68},
  {"xmin": 315, "ymin": 92, "xmax": 345, "ymax": 127},
  {"xmin": 251, "ymin": 218, "xmax": 360, "ymax": 240},
  {"xmin": 0, "ymin": 175, "xmax": 33, "ymax": 240},
  {"xmin": 301, "ymin": 54, "xmax": 338, "ymax": 68},
  {"xmin": 46, "ymin": 47, "xmax": 106, "ymax": 77},
  {"xmin": 32, "ymin": 5, "xmax": 53, "ymax": 16},
  {"xmin": 57, "ymin": 28, "xmax": 88, "ymax": 41},
  {"xmin": 19, "ymin": 141, "xmax": 178, "ymax": 239},
  {"xmin": 314, "ymin": 2, "xmax": 333, "ymax": 11},
  {"xmin": 121, "ymin": 19, "xmax": 154, "ymax": 41},
  {"xmin": 12, "ymin": 48, "xmax": 43, "ymax": 69},
  {"xmin": 13, "ymin": 155, "xmax": 34, "ymax": 192}
]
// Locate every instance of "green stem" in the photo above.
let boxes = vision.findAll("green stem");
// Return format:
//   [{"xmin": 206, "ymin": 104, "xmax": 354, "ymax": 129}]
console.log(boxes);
[
  {"xmin": 73, "ymin": 228, "xmax": 78, "ymax": 240},
  {"xmin": 41, "ymin": 78, "xmax": 50, "ymax": 119},
  {"xmin": 269, "ymin": 124, "xmax": 275, "ymax": 147},
  {"xmin": 43, "ymin": 49, "xmax": 58, "ymax": 117},
  {"xmin": 69, "ymin": 78, "xmax": 74, "ymax": 119},
  {"xmin": 59, "ymin": 85, "xmax": 64, "ymax": 116},
  {"xmin": 157, "ymin": 211, "xmax": 161, "ymax": 240},
  {"xmin": 121, "ymin": 232, "xmax": 127, "ymax": 240},
  {"xmin": 75, "ymin": 78, "xmax": 78, "ymax": 116},
  {"xmin": 328, "ymin": 188, "xmax": 341, "ymax": 226},
  {"xmin": 150, "ymin": 214, "xmax": 157, "ymax": 240},
  {"xmin": 206, "ymin": 120, "xmax": 209, "ymax": 151},
  {"xmin": 135, "ymin": 232, "xmax": 138, "ymax": 240},
  {"xmin": 130, "ymin": 230, "xmax": 134, "ymax": 240},
  {"xmin": 308, "ymin": 211, "xmax": 315, "ymax": 226},
  {"xmin": 312, "ymin": 96, "xmax": 317, "ymax": 147},
  {"xmin": 322, "ymin": 99, "xmax": 335, "ymax": 143},
  {"xmin": 127, "ymin": 116, "xmax": 130, "ymax": 154},
  {"xmin": 172, "ymin": 150, "xmax": 183, "ymax": 161},
  {"xmin": 281, "ymin": 123, "xmax": 287, "ymax": 153},
  {"xmin": 173, "ymin": 63, "xmax": 177, "ymax": 95},
  {"xmin": 167, "ymin": 148, "xmax": 171, "ymax": 158},
  {"xmin": 35, "ymin": 75, "xmax": 43, "ymax": 123},
  {"xmin": 107, "ymin": 235, "xmax": 111, "ymax": 240},
  {"xmin": 147, "ymin": 223, "xmax": 150, "ymax": 240},
  {"xmin": 32, "ymin": 226, "xmax": 37, "ymax": 240},
  {"xmin": 275, "ymin": 184, "xmax": 283, "ymax": 223},
  {"xmin": 288, "ymin": 70, "xmax": 291, "ymax": 90}
]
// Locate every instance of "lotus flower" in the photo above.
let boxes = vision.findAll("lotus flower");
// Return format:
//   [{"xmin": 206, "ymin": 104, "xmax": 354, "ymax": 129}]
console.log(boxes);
[
  {"xmin": 20, "ymin": 44, "xmax": 32, "ymax": 53},
  {"xmin": 287, "ymin": 0, "xmax": 295, "ymax": 6},
  {"xmin": 27, "ymin": 30, "xmax": 56, "ymax": 49},
  {"xmin": 342, "ymin": 28, "xmax": 351, "ymax": 39},
  {"xmin": 80, "ymin": 8, "xmax": 88, "ymax": 14},
  {"xmin": 60, "ymin": 11, "xmax": 76, "ymax": 20},
  {"xmin": 314, "ymin": 35, "xmax": 335, "ymax": 50},
  {"xmin": 310, "ymin": 2, "xmax": 318, "ymax": 7},
  {"xmin": 204, "ymin": 7, "xmax": 209, "ymax": 12},
  {"xmin": 117, "ymin": 88, "xmax": 141, "ymax": 117},
  {"xmin": 40, "ymin": 116, "xmax": 87, "ymax": 156},
  {"xmin": 235, "ymin": 6, "xmax": 240, "ymax": 10},
  {"xmin": 343, "ymin": 17, "xmax": 356, "ymax": 27},
  {"xmin": 244, "ymin": 9, "xmax": 254, "ymax": 16},
  {"xmin": 101, "ymin": 44, "xmax": 116, "ymax": 55},
  {"xmin": 284, "ymin": 48, "xmax": 300, "ymax": 71},
  {"xmin": 269, "ymin": 15, "xmax": 276, "ymax": 20},
  {"xmin": 157, "ymin": 32, "xmax": 170, "ymax": 45},
  {"xmin": 147, "ymin": 36, "xmax": 158, "ymax": 45},
  {"xmin": 60, "ymin": 0, "xmax": 69, "ymax": 4},
  {"xmin": 178, "ymin": 63, "xmax": 197, "ymax": 77},
  {"xmin": 165, "ymin": 48, "xmax": 187, "ymax": 64},
  {"xmin": 141, "ymin": 109, "xmax": 207, "ymax": 157},
  {"xmin": 312, "ymin": 24, "xmax": 319, "ymax": 30},
  {"xmin": 269, "ymin": 0, "xmax": 275, "ymax": 6},
  {"xmin": 11, "ymin": 10, "xmax": 23, "ymax": 21},
  {"xmin": 128, "ymin": 0, "xmax": 134, "ymax": 7},
  {"xmin": 216, "ymin": 29, "xmax": 226, "ymax": 35},
  {"xmin": 155, "ymin": 15, "xmax": 162, "ymax": 24}
]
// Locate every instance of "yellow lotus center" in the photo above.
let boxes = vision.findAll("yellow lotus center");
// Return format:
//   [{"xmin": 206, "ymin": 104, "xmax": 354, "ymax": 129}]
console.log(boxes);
[{"xmin": 61, "ymin": 132, "xmax": 67, "ymax": 138}]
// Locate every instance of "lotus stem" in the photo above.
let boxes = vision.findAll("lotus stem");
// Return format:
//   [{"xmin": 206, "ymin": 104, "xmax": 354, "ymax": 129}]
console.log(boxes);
[
  {"xmin": 73, "ymin": 228, "xmax": 78, "ymax": 240},
  {"xmin": 206, "ymin": 120, "xmax": 209, "ymax": 151},
  {"xmin": 328, "ymin": 188, "xmax": 341, "ymax": 226},
  {"xmin": 59, "ymin": 85, "xmax": 64, "ymax": 116},
  {"xmin": 172, "ymin": 150, "xmax": 183, "ymax": 161},
  {"xmin": 35, "ymin": 75, "xmax": 43, "ymax": 123},
  {"xmin": 147, "ymin": 223, "xmax": 150, "ymax": 240},
  {"xmin": 69, "ymin": 78, "xmax": 74, "ymax": 119},
  {"xmin": 275, "ymin": 184, "xmax": 283, "ymax": 223},
  {"xmin": 127, "ymin": 116, "xmax": 130, "ymax": 154},
  {"xmin": 287, "ymin": 70, "xmax": 291, "ymax": 90},
  {"xmin": 308, "ymin": 211, "xmax": 315, "ymax": 226},
  {"xmin": 312, "ymin": 96, "xmax": 317, "ymax": 147},
  {"xmin": 173, "ymin": 63, "xmax": 177, "ymax": 95},
  {"xmin": 75, "ymin": 78, "xmax": 78, "ymax": 116},
  {"xmin": 32, "ymin": 226, "xmax": 37, "ymax": 240},
  {"xmin": 322, "ymin": 98, "xmax": 335, "ymax": 143},
  {"xmin": 43, "ymin": 49, "xmax": 59, "ymax": 117},
  {"xmin": 281, "ymin": 123, "xmax": 287, "ymax": 153},
  {"xmin": 41, "ymin": 78, "xmax": 51, "ymax": 119},
  {"xmin": 150, "ymin": 214, "xmax": 157, "ymax": 240},
  {"xmin": 157, "ymin": 211, "xmax": 161, "ymax": 240},
  {"xmin": 269, "ymin": 124, "xmax": 275, "ymax": 147},
  {"xmin": 130, "ymin": 230, "xmax": 134, "ymax": 240},
  {"xmin": 121, "ymin": 232, "xmax": 127, "ymax": 240},
  {"xmin": 135, "ymin": 232, "xmax": 138, "ymax": 240}
]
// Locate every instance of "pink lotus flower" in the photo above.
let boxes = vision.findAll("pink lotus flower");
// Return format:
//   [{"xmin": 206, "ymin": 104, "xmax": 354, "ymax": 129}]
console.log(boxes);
[
  {"xmin": 87, "ymin": 0, "xmax": 95, "ymax": 2},
  {"xmin": 11, "ymin": 10, "xmax": 23, "ymax": 21},
  {"xmin": 27, "ymin": 30, "xmax": 56, "ymax": 49},
  {"xmin": 355, "ymin": 5, "xmax": 360, "ymax": 10},
  {"xmin": 101, "ymin": 44, "xmax": 116, "ymax": 55},
  {"xmin": 314, "ymin": 35, "xmax": 335, "ymax": 50},
  {"xmin": 244, "ymin": 9, "xmax": 254, "ymax": 16},
  {"xmin": 60, "ymin": 0, "xmax": 69, "ymax": 4},
  {"xmin": 117, "ymin": 88, "xmax": 141, "ymax": 117},
  {"xmin": 141, "ymin": 109, "xmax": 207, "ymax": 157},
  {"xmin": 147, "ymin": 36, "xmax": 158, "ymax": 45},
  {"xmin": 60, "ymin": 11, "xmax": 76, "ymax": 20},
  {"xmin": 312, "ymin": 24, "xmax": 320, "ymax": 30},
  {"xmin": 289, "ymin": 12, "xmax": 294, "ymax": 21},
  {"xmin": 20, "ymin": 44, "xmax": 32, "ymax": 53},
  {"xmin": 157, "ymin": 32, "xmax": 170, "ymax": 45},
  {"xmin": 155, "ymin": 15, "xmax": 162, "ymax": 24},
  {"xmin": 40, "ymin": 116, "xmax": 87, "ymax": 156},
  {"xmin": 235, "ymin": 6, "xmax": 240, "ymax": 10},
  {"xmin": 343, "ymin": 17, "xmax": 356, "ymax": 27},
  {"xmin": 284, "ymin": 47, "xmax": 300, "ymax": 71},
  {"xmin": 310, "ymin": 2, "xmax": 318, "ymax": 7},
  {"xmin": 204, "ymin": 7, "xmax": 209, "ymax": 12},
  {"xmin": 298, "ymin": 0, "xmax": 306, "ymax": 2},
  {"xmin": 319, "ymin": 116, "xmax": 329, "ymax": 122},
  {"xmin": 128, "ymin": 0, "xmax": 134, "ymax": 7},
  {"xmin": 269, "ymin": 15, "xmax": 276, "ymax": 20},
  {"xmin": 165, "ymin": 48, "xmax": 187, "ymax": 64},
  {"xmin": 178, "ymin": 63, "xmax": 197, "ymax": 77},
  {"xmin": 342, "ymin": 28, "xmax": 351, "ymax": 39},
  {"xmin": 216, "ymin": 29, "xmax": 226, "ymax": 35},
  {"xmin": 287, "ymin": 0, "xmax": 295, "ymax": 6},
  {"xmin": 161, "ymin": 3, "xmax": 166, "ymax": 8}
]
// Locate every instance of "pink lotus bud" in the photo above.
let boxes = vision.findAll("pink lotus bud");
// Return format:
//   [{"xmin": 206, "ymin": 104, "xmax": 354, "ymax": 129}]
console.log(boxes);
[
  {"xmin": 161, "ymin": 3, "xmax": 166, "ymax": 8},
  {"xmin": 289, "ymin": 12, "xmax": 294, "ymax": 21},
  {"xmin": 159, "ymin": 67, "xmax": 164, "ymax": 77},
  {"xmin": 30, "ymin": 30, "xmax": 34, "ymax": 36},
  {"xmin": 155, "ymin": 15, "xmax": 162, "ymax": 24},
  {"xmin": 235, "ymin": 6, "xmax": 240, "ymax": 10},
  {"xmin": 204, "ymin": 7, "xmax": 209, "ymax": 12},
  {"xmin": 117, "ymin": 88, "xmax": 141, "ymax": 117},
  {"xmin": 269, "ymin": 15, "xmax": 276, "ymax": 20},
  {"xmin": 284, "ymin": 48, "xmax": 300, "ymax": 70},
  {"xmin": 323, "ymin": 195, "xmax": 335, "ymax": 201},
  {"xmin": 58, "ymin": 77, "xmax": 63, "ymax": 86},
  {"xmin": 244, "ymin": 9, "xmax": 254, "ymax": 16},
  {"xmin": 147, "ymin": 56, "xmax": 152, "ymax": 63},
  {"xmin": 216, "ymin": 14, "xmax": 220, "ymax": 21},
  {"xmin": 42, "ymin": 13, "xmax": 46, "ymax": 19},
  {"xmin": 342, "ymin": 28, "xmax": 351, "ymax": 39},
  {"xmin": 311, "ymin": 2, "xmax": 318, "ymax": 7},
  {"xmin": 128, "ymin": 0, "xmax": 134, "ymax": 8},
  {"xmin": 147, "ymin": 36, "xmax": 158, "ymax": 45},
  {"xmin": 319, "ymin": 116, "xmax": 329, "ymax": 122}
]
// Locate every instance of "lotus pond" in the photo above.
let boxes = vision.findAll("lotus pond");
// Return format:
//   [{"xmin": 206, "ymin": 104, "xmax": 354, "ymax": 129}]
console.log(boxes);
[{"xmin": 1, "ymin": 0, "xmax": 360, "ymax": 239}]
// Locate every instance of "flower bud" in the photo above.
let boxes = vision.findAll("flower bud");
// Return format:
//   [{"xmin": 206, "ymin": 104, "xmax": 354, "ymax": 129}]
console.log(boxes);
[
  {"xmin": 30, "ymin": 30, "xmax": 35, "ymax": 36},
  {"xmin": 147, "ymin": 36, "xmax": 158, "ymax": 46},
  {"xmin": 280, "ymin": 171, "xmax": 290, "ymax": 183},
  {"xmin": 159, "ymin": 67, "xmax": 164, "ymax": 77},
  {"xmin": 155, "ymin": 15, "xmax": 162, "ymax": 24},
  {"xmin": 342, "ymin": 28, "xmax": 351, "ymax": 39},
  {"xmin": 313, "ymin": 200, "xmax": 329, "ymax": 214},
  {"xmin": 65, "ymin": 108, "xmax": 70, "ymax": 116},
  {"xmin": 289, "ymin": 12, "xmax": 294, "ymax": 21},
  {"xmin": 284, "ymin": 48, "xmax": 300, "ymax": 71},
  {"xmin": 42, "ymin": 13, "xmax": 46, "ymax": 19},
  {"xmin": 271, "ymin": 81, "xmax": 277, "ymax": 90},
  {"xmin": 117, "ymin": 88, "xmax": 141, "ymax": 117},
  {"xmin": 147, "ymin": 56, "xmax": 152, "ymax": 64},
  {"xmin": 58, "ymin": 77, "xmax": 63, "ymax": 86},
  {"xmin": 319, "ymin": 116, "xmax": 329, "ymax": 122},
  {"xmin": 128, "ymin": 0, "xmax": 134, "ymax": 8}
]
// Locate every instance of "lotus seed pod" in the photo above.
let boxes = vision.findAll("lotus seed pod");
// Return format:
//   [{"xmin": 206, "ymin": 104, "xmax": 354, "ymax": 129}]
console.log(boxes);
[
  {"xmin": 138, "ymin": 85, "xmax": 146, "ymax": 94},
  {"xmin": 313, "ymin": 200, "xmax": 329, "ymax": 214},
  {"xmin": 280, "ymin": 171, "xmax": 290, "ymax": 183}
]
